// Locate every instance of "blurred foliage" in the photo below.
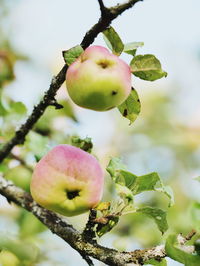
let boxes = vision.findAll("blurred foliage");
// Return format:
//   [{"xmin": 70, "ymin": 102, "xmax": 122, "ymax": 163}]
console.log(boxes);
[
  {"xmin": 17, "ymin": 209, "xmax": 46, "ymax": 238},
  {"xmin": 109, "ymin": 91, "xmax": 200, "ymax": 251},
  {"xmin": 0, "ymin": 233, "xmax": 39, "ymax": 264},
  {"xmin": 0, "ymin": 1, "xmax": 50, "ymax": 265},
  {"xmin": 4, "ymin": 165, "xmax": 31, "ymax": 192},
  {"xmin": 0, "ymin": 250, "xmax": 20, "ymax": 266}
]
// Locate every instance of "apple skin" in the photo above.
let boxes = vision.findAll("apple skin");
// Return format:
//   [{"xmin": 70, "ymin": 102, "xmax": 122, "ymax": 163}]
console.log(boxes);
[
  {"xmin": 66, "ymin": 45, "xmax": 132, "ymax": 111},
  {"xmin": 0, "ymin": 250, "xmax": 19, "ymax": 266},
  {"xmin": 30, "ymin": 144, "xmax": 104, "ymax": 216}
]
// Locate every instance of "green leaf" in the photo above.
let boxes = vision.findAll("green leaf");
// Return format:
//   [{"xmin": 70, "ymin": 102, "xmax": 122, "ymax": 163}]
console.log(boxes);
[
  {"xmin": 63, "ymin": 45, "xmax": 84, "ymax": 66},
  {"xmin": 107, "ymin": 160, "xmax": 137, "ymax": 190},
  {"xmin": 123, "ymin": 42, "xmax": 144, "ymax": 56},
  {"xmin": 132, "ymin": 172, "xmax": 174, "ymax": 207},
  {"xmin": 144, "ymin": 258, "xmax": 167, "ymax": 265},
  {"xmin": 119, "ymin": 170, "xmax": 137, "ymax": 189},
  {"xmin": 0, "ymin": 234, "xmax": 39, "ymax": 262},
  {"xmin": 165, "ymin": 234, "xmax": 200, "ymax": 266},
  {"xmin": 106, "ymin": 157, "xmax": 127, "ymax": 178},
  {"xmin": 107, "ymin": 158, "xmax": 174, "ymax": 207},
  {"xmin": 118, "ymin": 88, "xmax": 141, "ymax": 124},
  {"xmin": 107, "ymin": 160, "xmax": 170, "ymax": 233},
  {"xmin": 137, "ymin": 207, "xmax": 168, "ymax": 234},
  {"xmin": 10, "ymin": 101, "xmax": 27, "ymax": 115},
  {"xmin": 106, "ymin": 158, "xmax": 136, "ymax": 204},
  {"xmin": 130, "ymin": 54, "xmax": 167, "ymax": 81},
  {"xmin": 71, "ymin": 136, "xmax": 93, "ymax": 153},
  {"xmin": 132, "ymin": 172, "xmax": 160, "ymax": 195},
  {"xmin": 103, "ymin": 26, "xmax": 124, "ymax": 55}
]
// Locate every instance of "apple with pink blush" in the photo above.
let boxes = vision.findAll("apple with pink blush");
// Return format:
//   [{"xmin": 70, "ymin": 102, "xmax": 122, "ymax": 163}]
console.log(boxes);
[{"xmin": 30, "ymin": 145, "xmax": 104, "ymax": 216}]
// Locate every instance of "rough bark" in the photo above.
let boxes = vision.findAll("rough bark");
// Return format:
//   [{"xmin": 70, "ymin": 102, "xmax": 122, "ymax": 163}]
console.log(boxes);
[{"xmin": 0, "ymin": 175, "xmax": 167, "ymax": 265}]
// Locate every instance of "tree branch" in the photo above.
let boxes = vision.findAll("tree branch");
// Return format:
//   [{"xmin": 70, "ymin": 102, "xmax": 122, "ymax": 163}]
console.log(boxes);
[
  {"xmin": 0, "ymin": 65, "xmax": 67, "ymax": 162},
  {"xmin": 97, "ymin": 0, "xmax": 107, "ymax": 15},
  {"xmin": 0, "ymin": 175, "xmax": 167, "ymax": 265},
  {"xmin": 0, "ymin": 0, "xmax": 143, "ymax": 163}
]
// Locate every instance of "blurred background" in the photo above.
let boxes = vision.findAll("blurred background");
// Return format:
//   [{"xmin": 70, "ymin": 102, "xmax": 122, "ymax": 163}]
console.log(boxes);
[{"xmin": 0, "ymin": 0, "xmax": 200, "ymax": 265}]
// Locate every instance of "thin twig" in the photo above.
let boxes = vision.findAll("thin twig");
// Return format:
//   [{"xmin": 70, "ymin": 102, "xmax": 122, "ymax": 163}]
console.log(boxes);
[
  {"xmin": 97, "ymin": 0, "xmax": 107, "ymax": 15},
  {"xmin": 80, "ymin": 252, "xmax": 94, "ymax": 266}
]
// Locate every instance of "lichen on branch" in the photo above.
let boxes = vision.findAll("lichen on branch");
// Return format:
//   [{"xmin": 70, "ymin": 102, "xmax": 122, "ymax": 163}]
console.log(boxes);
[{"xmin": 0, "ymin": 175, "xmax": 167, "ymax": 265}]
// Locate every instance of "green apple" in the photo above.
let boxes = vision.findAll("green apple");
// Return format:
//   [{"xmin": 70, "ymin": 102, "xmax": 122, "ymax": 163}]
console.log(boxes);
[
  {"xmin": 5, "ymin": 165, "xmax": 31, "ymax": 192},
  {"xmin": 30, "ymin": 144, "xmax": 104, "ymax": 216},
  {"xmin": 0, "ymin": 250, "xmax": 19, "ymax": 266},
  {"xmin": 66, "ymin": 45, "xmax": 132, "ymax": 111}
]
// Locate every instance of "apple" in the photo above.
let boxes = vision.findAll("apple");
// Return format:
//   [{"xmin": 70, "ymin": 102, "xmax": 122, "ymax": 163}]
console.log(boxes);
[
  {"xmin": 66, "ymin": 45, "xmax": 132, "ymax": 111},
  {"xmin": 0, "ymin": 250, "xmax": 19, "ymax": 266},
  {"xmin": 30, "ymin": 144, "xmax": 104, "ymax": 216},
  {"xmin": 5, "ymin": 165, "xmax": 32, "ymax": 192}
]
